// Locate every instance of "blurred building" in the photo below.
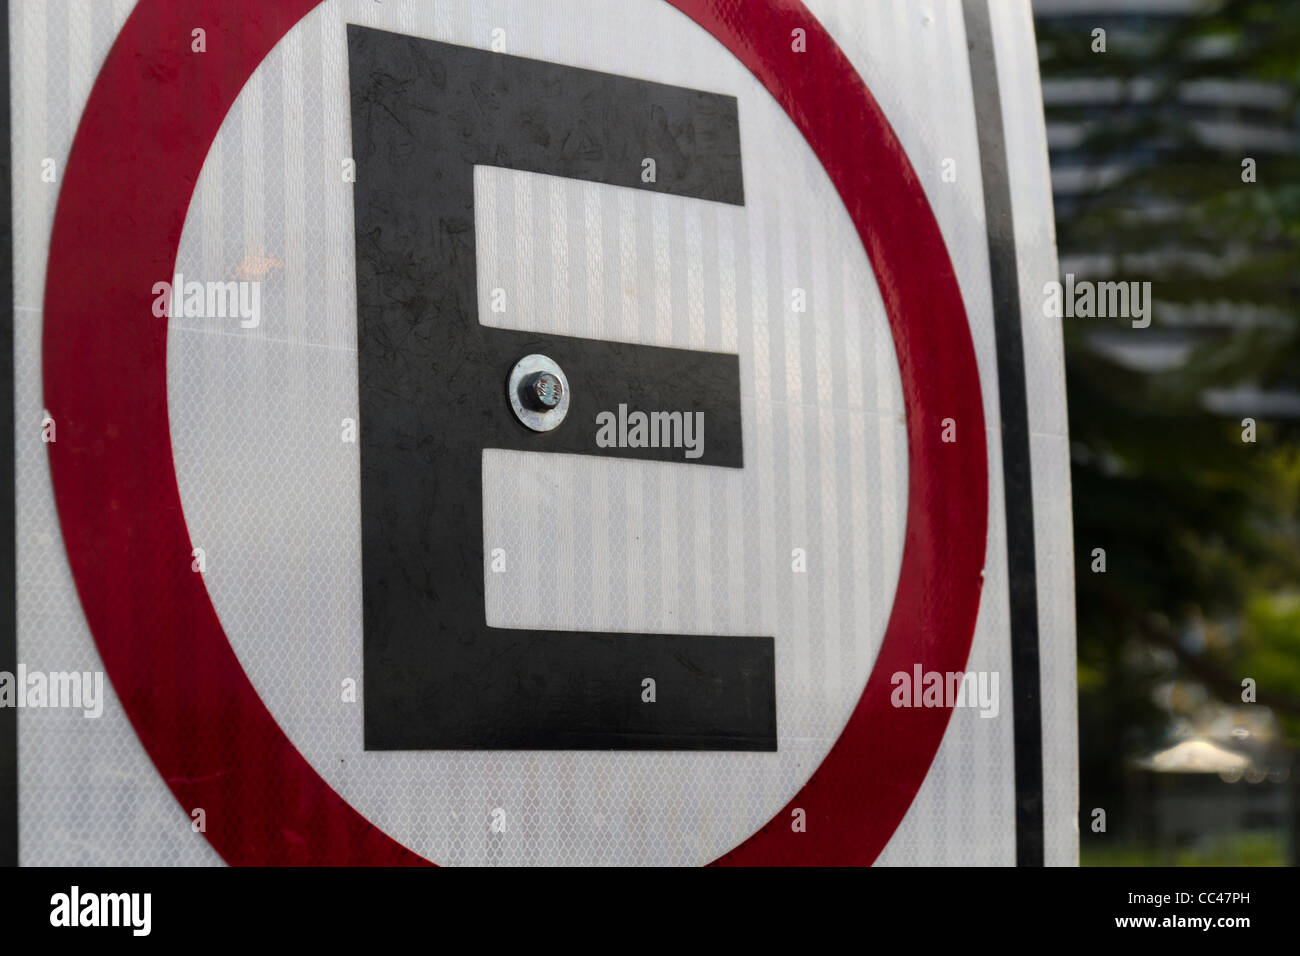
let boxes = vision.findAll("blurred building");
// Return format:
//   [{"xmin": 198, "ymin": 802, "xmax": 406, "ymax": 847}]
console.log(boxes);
[{"xmin": 1034, "ymin": 0, "xmax": 1299, "ymax": 413}]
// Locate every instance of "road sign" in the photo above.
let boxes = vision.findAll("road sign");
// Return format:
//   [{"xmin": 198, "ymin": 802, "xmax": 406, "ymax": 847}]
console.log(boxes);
[{"xmin": 7, "ymin": 0, "xmax": 1078, "ymax": 865}]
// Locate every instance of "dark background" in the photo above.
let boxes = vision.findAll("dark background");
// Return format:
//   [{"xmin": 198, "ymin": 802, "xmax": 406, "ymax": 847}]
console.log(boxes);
[{"xmin": 1034, "ymin": 0, "xmax": 1300, "ymax": 864}]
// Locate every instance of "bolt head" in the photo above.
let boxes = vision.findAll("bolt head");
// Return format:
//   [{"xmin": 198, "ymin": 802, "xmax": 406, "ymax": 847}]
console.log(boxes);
[{"xmin": 524, "ymin": 371, "xmax": 563, "ymax": 410}]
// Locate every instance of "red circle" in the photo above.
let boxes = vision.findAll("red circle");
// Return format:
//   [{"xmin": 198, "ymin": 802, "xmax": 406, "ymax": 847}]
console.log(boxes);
[{"xmin": 43, "ymin": 0, "xmax": 986, "ymax": 865}]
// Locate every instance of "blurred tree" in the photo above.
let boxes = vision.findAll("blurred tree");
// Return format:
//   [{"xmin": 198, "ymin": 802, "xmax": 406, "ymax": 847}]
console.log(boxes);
[{"xmin": 1034, "ymin": 0, "xmax": 1300, "ymax": 851}]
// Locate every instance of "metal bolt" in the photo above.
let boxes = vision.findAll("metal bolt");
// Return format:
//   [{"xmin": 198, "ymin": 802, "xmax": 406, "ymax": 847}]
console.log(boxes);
[
  {"xmin": 507, "ymin": 354, "xmax": 570, "ymax": 432},
  {"xmin": 521, "ymin": 370, "xmax": 563, "ymax": 411}
]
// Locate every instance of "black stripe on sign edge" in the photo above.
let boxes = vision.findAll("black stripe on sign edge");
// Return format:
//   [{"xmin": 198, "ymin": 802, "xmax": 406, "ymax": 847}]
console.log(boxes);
[
  {"xmin": 961, "ymin": 0, "xmax": 1047, "ymax": 867},
  {"xmin": 1, "ymin": 0, "xmax": 17, "ymax": 869}
]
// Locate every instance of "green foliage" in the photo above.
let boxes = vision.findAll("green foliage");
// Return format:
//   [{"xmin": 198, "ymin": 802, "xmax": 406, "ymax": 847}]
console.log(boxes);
[
  {"xmin": 1082, "ymin": 831, "xmax": 1287, "ymax": 867},
  {"xmin": 1036, "ymin": 0, "xmax": 1300, "ymax": 805}
]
